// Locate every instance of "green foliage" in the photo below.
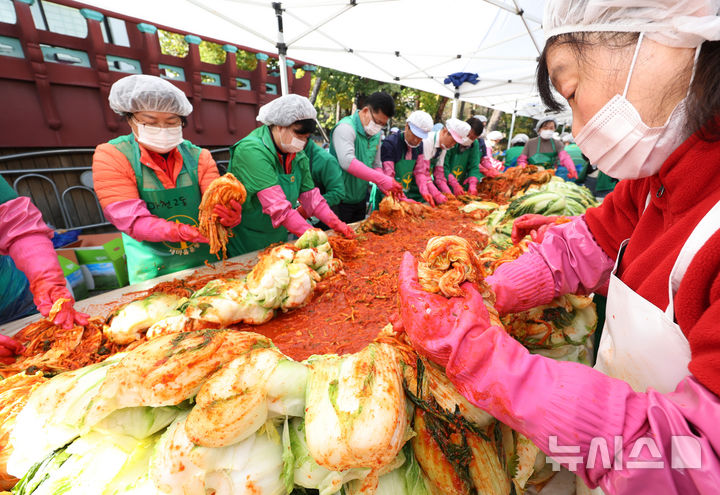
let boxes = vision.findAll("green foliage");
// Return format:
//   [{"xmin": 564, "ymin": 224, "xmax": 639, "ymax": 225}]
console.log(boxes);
[
  {"xmin": 158, "ymin": 29, "xmax": 188, "ymax": 58},
  {"xmin": 237, "ymin": 50, "xmax": 258, "ymax": 72},
  {"xmin": 199, "ymin": 40, "xmax": 226, "ymax": 65}
]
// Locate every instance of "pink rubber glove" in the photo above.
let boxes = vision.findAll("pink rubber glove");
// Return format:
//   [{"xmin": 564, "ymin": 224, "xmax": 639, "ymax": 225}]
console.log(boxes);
[
  {"xmin": 347, "ymin": 158, "xmax": 402, "ymax": 195},
  {"xmin": 0, "ymin": 334, "xmax": 25, "ymax": 364},
  {"xmin": 0, "ymin": 197, "xmax": 89, "ymax": 329},
  {"xmin": 298, "ymin": 188, "xmax": 355, "ymax": 239},
  {"xmin": 213, "ymin": 199, "xmax": 243, "ymax": 228},
  {"xmin": 9, "ymin": 234, "xmax": 89, "ymax": 328},
  {"xmin": 104, "ymin": 199, "xmax": 209, "ymax": 244},
  {"xmin": 432, "ymin": 164, "xmax": 452, "ymax": 195},
  {"xmin": 447, "ymin": 174, "xmax": 465, "ymax": 196},
  {"xmin": 257, "ymin": 185, "xmax": 312, "ymax": 237},
  {"xmin": 517, "ymin": 154, "xmax": 529, "ymax": 167},
  {"xmin": 486, "ymin": 216, "xmax": 614, "ymax": 314},
  {"xmin": 400, "ymin": 252, "xmax": 720, "ymax": 493},
  {"xmin": 511, "ymin": 214, "xmax": 562, "ymax": 244},
  {"xmin": 413, "ymin": 156, "xmax": 438, "ymax": 206},
  {"xmin": 428, "ymin": 181, "xmax": 447, "ymax": 205},
  {"xmin": 465, "ymin": 176, "xmax": 479, "ymax": 195},
  {"xmin": 479, "ymin": 156, "xmax": 502, "ymax": 177},
  {"xmin": 558, "ymin": 150, "xmax": 578, "ymax": 179},
  {"xmin": 381, "ymin": 160, "xmax": 396, "ymax": 178}
]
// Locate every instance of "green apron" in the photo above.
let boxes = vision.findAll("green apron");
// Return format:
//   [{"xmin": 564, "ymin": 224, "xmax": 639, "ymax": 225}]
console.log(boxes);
[
  {"xmin": 110, "ymin": 134, "xmax": 212, "ymax": 284},
  {"xmin": 227, "ymin": 127, "xmax": 304, "ymax": 255},
  {"xmin": 444, "ymin": 141, "xmax": 482, "ymax": 183},
  {"xmin": 527, "ymin": 138, "xmax": 558, "ymax": 168},
  {"xmin": 504, "ymin": 145, "xmax": 524, "ymax": 168},
  {"xmin": 330, "ymin": 112, "xmax": 381, "ymax": 204}
]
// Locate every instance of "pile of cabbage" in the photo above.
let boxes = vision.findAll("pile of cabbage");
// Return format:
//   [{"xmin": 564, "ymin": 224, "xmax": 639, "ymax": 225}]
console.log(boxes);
[
  {"xmin": 104, "ymin": 229, "xmax": 336, "ymax": 344},
  {"xmin": 4, "ymin": 326, "xmax": 549, "ymax": 495}
]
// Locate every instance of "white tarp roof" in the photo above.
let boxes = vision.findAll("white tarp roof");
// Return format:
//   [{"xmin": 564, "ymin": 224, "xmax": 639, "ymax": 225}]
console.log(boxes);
[{"xmin": 77, "ymin": 0, "xmax": 567, "ymax": 119}]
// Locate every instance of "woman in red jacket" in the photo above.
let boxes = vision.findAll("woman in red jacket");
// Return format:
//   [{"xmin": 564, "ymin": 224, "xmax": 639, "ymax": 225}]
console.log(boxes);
[{"xmin": 398, "ymin": 1, "xmax": 720, "ymax": 494}]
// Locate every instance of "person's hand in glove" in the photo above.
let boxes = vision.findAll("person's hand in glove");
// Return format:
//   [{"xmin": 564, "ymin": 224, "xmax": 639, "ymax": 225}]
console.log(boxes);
[
  {"xmin": 348, "ymin": 159, "xmax": 402, "ymax": 196},
  {"xmin": 213, "ymin": 199, "xmax": 243, "ymax": 228},
  {"xmin": 0, "ymin": 334, "xmax": 24, "ymax": 365},
  {"xmin": 465, "ymin": 177, "xmax": 479, "ymax": 196},
  {"xmin": 174, "ymin": 223, "xmax": 209, "ymax": 244},
  {"xmin": 511, "ymin": 214, "xmax": 564, "ymax": 244},
  {"xmin": 396, "ymin": 252, "xmax": 493, "ymax": 366},
  {"xmin": 448, "ymin": 175, "xmax": 465, "ymax": 196},
  {"xmin": 558, "ymin": 150, "xmax": 578, "ymax": 180}
]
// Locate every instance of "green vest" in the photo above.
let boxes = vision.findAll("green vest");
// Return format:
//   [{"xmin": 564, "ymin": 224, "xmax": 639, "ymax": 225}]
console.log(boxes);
[
  {"xmin": 227, "ymin": 125, "xmax": 306, "ymax": 255},
  {"xmin": 504, "ymin": 145, "xmax": 524, "ymax": 168},
  {"xmin": 330, "ymin": 112, "xmax": 381, "ymax": 204},
  {"xmin": 109, "ymin": 134, "xmax": 212, "ymax": 284}
]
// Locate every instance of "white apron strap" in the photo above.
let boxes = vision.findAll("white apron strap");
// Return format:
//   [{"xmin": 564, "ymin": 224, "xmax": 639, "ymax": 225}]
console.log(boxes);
[{"xmin": 666, "ymin": 198, "xmax": 720, "ymax": 320}]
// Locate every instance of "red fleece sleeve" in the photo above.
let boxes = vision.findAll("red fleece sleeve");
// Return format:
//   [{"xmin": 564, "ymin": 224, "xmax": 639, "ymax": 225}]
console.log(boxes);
[{"xmin": 583, "ymin": 178, "xmax": 651, "ymax": 261}]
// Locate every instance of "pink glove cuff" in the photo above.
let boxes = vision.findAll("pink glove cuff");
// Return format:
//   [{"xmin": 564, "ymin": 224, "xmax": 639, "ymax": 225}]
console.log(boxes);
[
  {"xmin": 299, "ymin": 188, "xmax": 343, "ymax": 230},
  {"xmin": 0, "ymin": 196, "xmax": 53, "ymax": 255},
  {"xmin": 297, "ymin": 188, "xmax": 324, "ymax": 218},
  {"xmin": 258, "ymin": 185, "xmax": 311, "ymax": 236},
  {"xmin": 517, "ymin": 154, "xmax": 529, "ymax": 167},
  {"xmin": 487, "ymin": 252, "xmax": 556, "ymax": 314},
  {"xmin": 382, "ymin": 160, "xmax": 395, "ymax": 178},
  {"xmin": 488, "ymin": 217, "xmax": 614, "ymax": 314}
]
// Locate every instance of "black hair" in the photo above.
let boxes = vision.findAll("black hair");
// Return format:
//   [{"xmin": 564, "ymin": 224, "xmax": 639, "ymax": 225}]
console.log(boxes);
[
  {"xmin": 291, "ymin": 118, "xmax": 317, "ymax": 135},
  {"xmin": 364, "ymin": 92, "xmax": 395, "ymax": 118},
  {"xmin": 537, "ymin": 33, "xmax": 720, "ymax": 141},
  {"xmin": 467, "ymin": 117, "xmax": 485, "ymax": 136},
  {"xmin": 125, "ymin": 112, "xmax": 187, "ymax": 127}
]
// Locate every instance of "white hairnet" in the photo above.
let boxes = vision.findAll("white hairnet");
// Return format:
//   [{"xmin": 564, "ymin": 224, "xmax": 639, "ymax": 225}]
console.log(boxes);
[
  {"xmin": 561, "ymin": 132, "xmax": 575, "ymax": 143},
  {"xmin": 535, "ymin": 116, "xmax": 557, "ymax": 133},
  {"xmin": 109, "ymin": 75, "xmax": 192, "ymax": 116},
  {"xmin": 510, "ymin": 133, "xmax": 529, "ymax": 146},
  {"xmin": 544, "ymin": 0, "xmax": 720, "ymax": 48},
  {"xmin": 407, "ymin": 110, "xmax": 433, "ymax": 134},
  {"xmin": 486, "ymin": 130, "xmax": 504, "ymax": 141},
  {"xmin": 475, "ymin": 115, "xmax": 488, "ymax": 123},
  {"xmin": 257, "ymin": 94, "xmax": 317, "ymax": 126},
  {"xmin": 445, "ymin": 118, "xmax": 471, "ymax": 144}
]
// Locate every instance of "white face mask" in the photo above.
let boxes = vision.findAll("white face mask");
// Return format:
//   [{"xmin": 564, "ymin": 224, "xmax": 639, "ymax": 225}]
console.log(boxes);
[
  {"xmin": 282, "ymin": 136, "xmax": 306, "ymax": 154},
  {"xmin": 364, "ymin": 110, "xmax": 383, "ymax": 136},
  {"xmin": 539, "ymin": 130, "xmax": 555, "ymax": 140},
  {"xmin": 575, "ymin": 33, "xmax": 695, "ymax": 180},
  {"xmin": 405, "ymin": 136, "xmax": 421, "ymax": 149},
  {"xmin": 133, "ymin": 120, "xmax": 183, "ymax": 153},
  {"xmin": 462, "ymin": 137, "xmax": 473, "ymax": 147}
]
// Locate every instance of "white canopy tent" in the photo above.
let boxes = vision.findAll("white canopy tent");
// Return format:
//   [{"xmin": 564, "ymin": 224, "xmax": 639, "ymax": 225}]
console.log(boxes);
[{"xmin": 77, "ymin": 0, "xmax": 571, "ymax": 122}]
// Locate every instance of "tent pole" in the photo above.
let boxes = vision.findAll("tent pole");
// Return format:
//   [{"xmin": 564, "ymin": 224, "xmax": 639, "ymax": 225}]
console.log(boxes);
[
  {"xmin": 451, "ymin": 91, "xmax": 460, "ymax": 119},
  {"xmin": 511, "ymin": 0, "xmax": 541, "ymax": 54},
  {"xmin": 508, "ymin": 99, "xmax": 517, "ymax": 144},
  {"xmin": 273, "ymin": 2, "xmax": 290, "ymax": 95}
]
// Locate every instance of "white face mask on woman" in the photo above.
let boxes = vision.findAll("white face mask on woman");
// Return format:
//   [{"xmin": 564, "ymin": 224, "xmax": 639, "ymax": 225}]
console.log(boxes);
[
  {"xmin": 539, "ymin": 129, "xmax": 555, "ymax": 140},
  {"xmin": 575, "ymin": 33, "xmax": 696, "ymax": 180},
  {"xmin": 282, "ymin": 136, "xmax": 306, "ymax": 154},
  {"xmin": 133, "ymin": 119, "xmax": 183, "ymax": 153}
]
